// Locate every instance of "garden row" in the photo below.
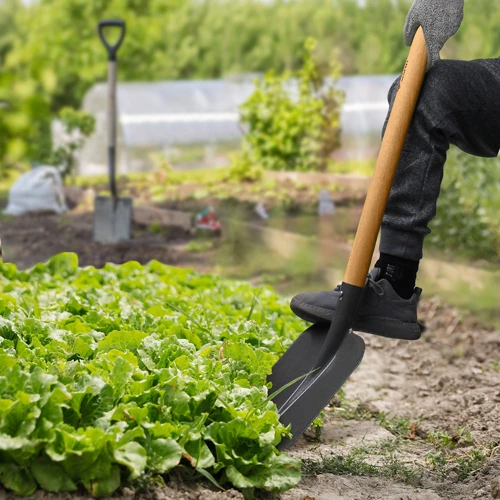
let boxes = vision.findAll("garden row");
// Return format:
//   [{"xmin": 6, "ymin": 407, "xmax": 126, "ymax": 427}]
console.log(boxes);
[{"xmin": 0, "ymin": 253, "xmax": 306, "ymax": 496}]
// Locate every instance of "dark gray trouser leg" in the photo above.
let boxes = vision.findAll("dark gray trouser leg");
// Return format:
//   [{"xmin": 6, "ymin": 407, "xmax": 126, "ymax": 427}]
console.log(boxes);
[{"xmin": 379, "ymin": 58, "xmax": 500, "ymax": 261}]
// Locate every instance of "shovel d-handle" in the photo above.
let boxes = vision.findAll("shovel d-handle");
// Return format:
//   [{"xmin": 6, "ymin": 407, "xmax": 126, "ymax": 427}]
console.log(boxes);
[
  {"xmin": 98, "ymin": 19, "xmax": 126, "ymax": 199},
  {"xmin": 344, "ymin": 27, "xmax": 428, "ymax": 288},
  {"xmin": 98, "ymin": 19, "xmax": 126, "ymax": 61}
]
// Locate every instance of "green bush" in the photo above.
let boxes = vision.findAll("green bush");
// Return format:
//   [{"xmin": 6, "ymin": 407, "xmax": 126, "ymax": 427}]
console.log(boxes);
[
  {"xmin": 0, "ymin": 73, "xmax": 52, "ymax": 176},
  {"xmin": 428, "ymin": 146, "xmax": 500, "ymax": 261},
  {"xmin": 233, "ymin": 38, "xmax": 344, "ymax": 173},
  {"xmin": 227, "ymin": 148, "xmax": 264, "ymax": 182}
]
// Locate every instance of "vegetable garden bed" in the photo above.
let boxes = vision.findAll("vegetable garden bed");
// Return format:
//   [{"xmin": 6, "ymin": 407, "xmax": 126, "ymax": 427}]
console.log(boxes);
[{"xmin": 0, "ymin": 253, "xmax": 305, "ymax": 497}]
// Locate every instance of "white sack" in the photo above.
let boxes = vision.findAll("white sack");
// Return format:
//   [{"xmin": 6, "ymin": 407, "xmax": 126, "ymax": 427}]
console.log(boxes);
[{"xmin": 4, "ymin": 166, "xmax": 67, "ymax": 216}]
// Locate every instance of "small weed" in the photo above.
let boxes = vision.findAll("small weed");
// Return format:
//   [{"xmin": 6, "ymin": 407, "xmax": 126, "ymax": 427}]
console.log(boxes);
[
  {"xmin": 428, "ymin": 426, "xmax": 473, "ymax": 450},
  {"xmin": 375, "ymin": 412, "xmax": 421, "ymax": 440},
  {"xmin": 186, "ymin": 240, "xmax": 216, "ymax": 253},
  {"xmin": 302, "ymin": 448, "xmax": 422, "ymax": 487},
  {"xmin": 333, "ymin": 398, "xmax": 421, "ymax": 441},
  {"xmin": 332, "ymin": 398, "xmax": 371, "ymax": 420},
  {"xmin": 302, "ymin": 452, "xmax": 379, "ymax": 477},
  {"xmin": 381, "ymin": 455, "xmax": 422, "ymax": 486},
  {"xmin": 455, "ymin": 448, "xmax": 488, "ymax": 480},
  {"xmin": 425, "ymin": 450, "xmax": 448, "ymax": 477},
  {"xmin": 328, "ymin": 158, "xmax": 375, "ymax": 176},
  {"xmin": 426, "ymin": 447, "xmax": 489, "ymax": 480},
  {"xmin": 149, "ymin": 221, "xmax": 161, "ymax": 234},
  {"xmin": 58, "ymin": 215, "xmax": 74, "ymax": 225},
  {"xmin": 492, "ymin": 361, "xmax": 500, "ymax": 372},
  {"xmin": 355, "ymin": 438, "xmax": 403, "ymax": 455},
  {"xmin": 428, "ymin": 430, "xmax": 459, "ymax": 449},
  {"xmin": 304, "ymin": 426, "xmax": 322, "ymax": 443}
]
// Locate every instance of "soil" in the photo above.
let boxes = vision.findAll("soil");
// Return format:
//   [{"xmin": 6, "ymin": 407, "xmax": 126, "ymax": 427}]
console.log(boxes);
[
  {"xmin": 0, "ymin": 210, "xmax": 499, "ymax": 499},
  {"xmin": 0, "ymin": 211, "xmax": 207, "ymax": 271},
  {"xmin": 280, "ymin": 297, "xmax": 500, "ymax": 500}
]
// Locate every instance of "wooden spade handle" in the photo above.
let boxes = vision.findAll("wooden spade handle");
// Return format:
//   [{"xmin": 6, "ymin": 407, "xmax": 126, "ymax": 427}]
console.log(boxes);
[{"xmin": 344, "ymin": 27, "xmax": 428, "ymax": 287}]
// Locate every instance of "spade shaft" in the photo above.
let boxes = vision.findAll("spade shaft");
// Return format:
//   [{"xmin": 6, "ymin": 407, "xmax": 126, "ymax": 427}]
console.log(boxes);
[
  {"xmin": 344, "ymin": 28, "xmax": 428, "ymax": 288},
  {"xmin": 107, "ymin": 58, "xmax": 118, "ymax": 199},
  {"xmin": 93, "ymin": 19, "xmax": 132, "ymax": 244},
  {"xmin": 98, "ymin": 19, "xmax": 126, "ymax": 200},
  {"xmin": 321, "ymin": 25, "xmax": 429, "ymax": 355}
]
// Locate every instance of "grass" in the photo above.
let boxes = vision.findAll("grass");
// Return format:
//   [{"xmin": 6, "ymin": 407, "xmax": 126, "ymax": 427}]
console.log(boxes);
[
  {"xmin": 323, "ymin": 393, "xmax": 493, "ymax": 484},
  {"xmin": 166, "ymin": 142, "xmax": 242, "ymax": 165},
  {"xmin": 302, "ymin": 447, "xmax": 422, "ymax": 487},
  {"xmin": 302, "ymin": 451, "xmax": 380, "ymax": 476},
  {"xmin": 425, "ymin": 447, "xmax": 489, "ymax": 480},
  {"xmin": 72, "ymin": 158, "xmax": 372, "ymax": 190},
  {"xmin": 186, "ymin": 240, "xmax": 217, "ymax": 253},
  {"xmin": 455, "ymin": 449, "xmax": 489, "ymax": 480},
  {"xmin": 303, "ymin": 402, "xmax": 492, "ymax": 486},
  {"xmin": 375, "ymin": 413, "xmax": 419, "ymax": 439},
  {"xmin": 424, "ymin": 425, "xmax": 493, "ymax": 480},
  {"xmin": 72, "ymin": 166, "xmax": 231, "ymax": 190},
  {"xmin": 331, "ymin": 394, "xmax": 420, "ymax": 441},
  {"xmin": 309, "ymin": 402, "xmax": 492, "ymax": 485},
  {"xmin": 148, "ymin": 221, "xmax": 162, "ymax": 234},
  {"xmin": 353, "ymin": 438, "xmax": 405, "ymax": 456},
  {"xmin": 427, "ymin": 427, "xmax": 474, "ymax": 450}
]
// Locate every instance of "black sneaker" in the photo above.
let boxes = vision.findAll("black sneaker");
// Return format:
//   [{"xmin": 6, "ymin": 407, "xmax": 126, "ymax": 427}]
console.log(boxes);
[{"xmin": 290, "ymin": 269, "xmax": 424, "ymax": 340}]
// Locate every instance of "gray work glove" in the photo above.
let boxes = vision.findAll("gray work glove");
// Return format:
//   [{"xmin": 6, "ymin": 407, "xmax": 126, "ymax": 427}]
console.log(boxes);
[{"xmin": 404, "ymin": 0, "xmax": 464, "ymax": 72}]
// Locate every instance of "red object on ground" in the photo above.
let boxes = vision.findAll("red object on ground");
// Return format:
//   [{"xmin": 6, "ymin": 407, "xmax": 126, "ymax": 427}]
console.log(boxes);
[{"xmin": 195, "ymin": 207, "xmax": 221, "ymax": 231}]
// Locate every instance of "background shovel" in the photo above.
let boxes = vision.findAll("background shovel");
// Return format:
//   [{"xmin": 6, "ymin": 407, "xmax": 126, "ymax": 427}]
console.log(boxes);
[
  {"xmin": 268, "ymin": 27, "xmax": 428, "ymax": 450},
  {"xmin": 93, "ymin": 19, "xmax": 132, "ymax": 244}
]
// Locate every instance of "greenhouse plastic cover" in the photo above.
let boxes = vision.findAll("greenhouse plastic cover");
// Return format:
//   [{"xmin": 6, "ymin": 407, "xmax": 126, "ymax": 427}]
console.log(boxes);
[{"xmin": 79, "ymin": 74, "xmax": 398, "ymax": 174}]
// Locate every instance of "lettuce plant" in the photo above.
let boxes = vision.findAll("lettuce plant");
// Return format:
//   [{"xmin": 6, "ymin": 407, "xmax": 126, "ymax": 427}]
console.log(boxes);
[{"xmin": 0, "ymin": 253, "xmax": 304, "ymax": 496}]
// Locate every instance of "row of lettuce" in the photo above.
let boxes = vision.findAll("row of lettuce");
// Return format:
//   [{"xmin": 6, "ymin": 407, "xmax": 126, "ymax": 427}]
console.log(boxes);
[{"xmin": 0, "ymin": 253, "xmax": 306, "ymax": 496}]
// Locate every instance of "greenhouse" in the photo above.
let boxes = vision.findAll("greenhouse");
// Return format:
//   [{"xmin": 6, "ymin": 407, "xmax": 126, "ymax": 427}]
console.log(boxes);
[{"xmin": 78, "ymin": 74, "xmax": 398, "ymax": 175}]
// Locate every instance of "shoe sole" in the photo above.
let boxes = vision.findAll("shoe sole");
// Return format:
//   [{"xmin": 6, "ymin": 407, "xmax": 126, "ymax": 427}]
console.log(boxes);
[{"xmin": 290, "ymin": 298, "xmax": 423, "ymax": 341}]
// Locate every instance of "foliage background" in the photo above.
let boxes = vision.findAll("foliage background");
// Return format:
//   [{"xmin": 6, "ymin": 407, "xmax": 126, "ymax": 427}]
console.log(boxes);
[
  {"xmin": 1, "ymin": 0, "xmax": 499, "ymax": 261},
  {"xmin": 2, "ymin": 0, "xmax": 500, "ymax": 171},
  {"xmin": 429, "ymin": 147, "xmax": 500, "ymax": 263}
]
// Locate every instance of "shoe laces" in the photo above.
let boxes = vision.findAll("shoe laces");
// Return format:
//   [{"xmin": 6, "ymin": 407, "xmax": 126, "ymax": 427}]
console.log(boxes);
[
  {"xmin": 334, "ymin": 273, "xmax": 384, "ymax": 295},
  {"xmin": 367, "ymin": 274, "xmax": 385, "ymax": 295}
]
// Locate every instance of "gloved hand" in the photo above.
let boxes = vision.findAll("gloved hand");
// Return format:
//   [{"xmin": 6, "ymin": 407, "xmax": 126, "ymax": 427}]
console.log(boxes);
[{"xmin": 404, "ymin": 0, "xmax": 464, "ymax": 72}]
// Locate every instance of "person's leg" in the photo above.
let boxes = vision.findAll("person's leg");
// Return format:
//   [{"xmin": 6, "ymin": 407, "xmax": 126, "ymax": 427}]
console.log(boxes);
[
  {"xmin": 381, "ymin": 57, "xmax": 500, "ymax": 261},
  {"xmin": 375, "ymin": 58, "xmax": 500, "ymax": 298},
  {"xmin": 290, "ymin": 58, "xmax": 500, "ymax": 338}
]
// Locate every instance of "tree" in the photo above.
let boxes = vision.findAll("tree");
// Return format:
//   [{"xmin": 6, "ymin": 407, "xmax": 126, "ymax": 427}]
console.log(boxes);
[
  {"xmin": 2, "ymin": 0, "xmax": 499, "ymax": 173},
  {"xmin": 0, "ymin": 0, "xmax": 21, "ymax": 63}
]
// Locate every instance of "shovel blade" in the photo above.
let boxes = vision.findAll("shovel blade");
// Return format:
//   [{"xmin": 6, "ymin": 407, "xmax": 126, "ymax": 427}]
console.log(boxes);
[
  {"xmin": 268, "ymin": 323, "xmax": 330, "ymax": 411},
  {"xmin": 274, "ymin": 330, "xmax": 365, "ymax": 450},
  {"xmin": 94, "ymin": 196, "xmax": 132, "ymax": 243},
  {"xmin": 268, "ymin": 282, "xmax": 366, "ymax": 450}
]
